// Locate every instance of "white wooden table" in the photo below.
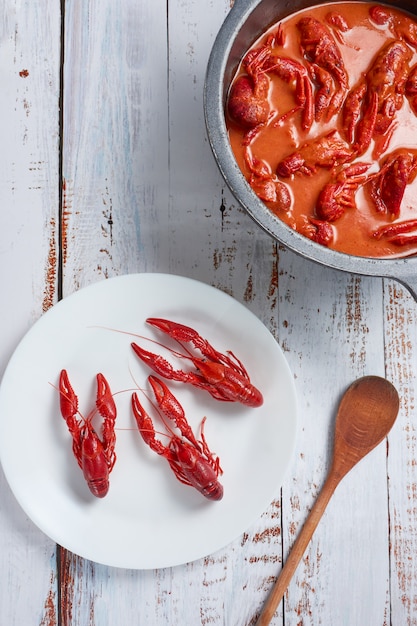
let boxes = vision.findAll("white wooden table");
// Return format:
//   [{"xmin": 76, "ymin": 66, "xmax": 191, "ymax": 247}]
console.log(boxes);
[{"xmin": 1, "ymin": 1, "xmax": 417, "ymax": 624}]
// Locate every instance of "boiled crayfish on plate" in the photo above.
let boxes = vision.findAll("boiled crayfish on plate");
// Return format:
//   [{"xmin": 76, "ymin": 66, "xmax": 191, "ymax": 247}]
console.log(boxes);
[
  {"xmin": 131, "ymin": 317, "xmax": 263, "ymax": 407},
  {"xmin": 132, "ymin": 375, "xmax": 224, "ymax": 500},
  {"xmin": 58, "ymin": 369, "xmax": 117, "ymax": 498}
]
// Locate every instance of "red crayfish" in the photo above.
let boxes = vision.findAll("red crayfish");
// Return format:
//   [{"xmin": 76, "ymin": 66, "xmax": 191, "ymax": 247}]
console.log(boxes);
[
  {"xmin": 227, "ymin": 40, "xmax": 272, "ymax": 136},
  {"xmin": 369, "ymin": 5, "xmax": 417, "ymax": 49},
  {"xmin": 406, "ymin": 64, "xmax": 417, "ymax": 116},
  {"xmin": 228, "ymin": 28, "xmax": 314, "ymax": 136},
  {"xmin": 316, "ymin": 162, "xmax": 372, "ymax": 222},
  {"xmin": 342, "ymin": 40, "xmax": 412, "ymax": 156},
  {"xmin": 276, "ymin": 130, "xmax": 353, "ymax": 177},
  {"xmin": 59, "ymin": 369, "xmax": 117, "ymax": 498},
  {"xmin": 263, "ymin": 52, "xmax": 314, "ymax": 131},
  {"xmin": 325, "ymin": 10, "xmax": 350, "ymax": 42},
  {"xmin": 297, "ymin": 16, "xmax": 349, "ymax": 122},
  {"xmin": 305, "ymin": 218, "xmax": 334, "ymax": 247},
  {"xmin": 131, "ymin": 318, "xmax": 263, "ymax": 407},
  {"xmin": 372, "ymin": 218, "xmax": 417, "ymax": 246},
  {"xmin": 132, "ymin": 375, "xmax": 223, "ymax": 501},
  {"xmin": 244, "ymin": 147, "xmax": 292, "ymax": 211},
  {"xmin": 368, "ymin": 148, "xmax": 417, "ymax": 217}
]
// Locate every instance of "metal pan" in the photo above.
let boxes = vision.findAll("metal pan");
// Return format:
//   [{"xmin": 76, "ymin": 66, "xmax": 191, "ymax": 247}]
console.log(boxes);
[{"xmin": 204, "ymin": 0, "xmax": 417, "ymax": 301}]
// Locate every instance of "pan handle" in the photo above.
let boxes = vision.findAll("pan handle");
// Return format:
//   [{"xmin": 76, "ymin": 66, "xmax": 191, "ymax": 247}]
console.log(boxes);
[{"xmin": 394, "ymin": 276, "xmax": 417, "ymax": 303}]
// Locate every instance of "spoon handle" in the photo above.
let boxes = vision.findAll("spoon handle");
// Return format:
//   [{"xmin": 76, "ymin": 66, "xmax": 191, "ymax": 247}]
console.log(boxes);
[{"xmin": 255, "ymin": 473, "xmax": 339, "ymax": 626}]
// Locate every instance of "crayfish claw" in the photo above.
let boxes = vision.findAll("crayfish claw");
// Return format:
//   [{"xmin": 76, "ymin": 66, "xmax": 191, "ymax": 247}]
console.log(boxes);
[
  {"xmin": 146, "ymin": 317, "xmax": 204, "ymax": 349},
  {"xmin": 131, "ymin": 342, "xmax": 184, "ymax": 380},
  {"xmin": 146, "ymin": 317, "xmax": 176, "ymax": 333},
  {"xmin": 148, "ymin": 375, "xmax": 201, "ymax": 449},
  {"xmin": 131, "ymin": 392, "xmax": 168, "ymax": 456},
  {"xmin": 95, "ymin": 373, "xmax": 117, "ymax": 421},
  {"xmin": 59, "ymin": 369, "xmax": 79, "ymax": 420}
]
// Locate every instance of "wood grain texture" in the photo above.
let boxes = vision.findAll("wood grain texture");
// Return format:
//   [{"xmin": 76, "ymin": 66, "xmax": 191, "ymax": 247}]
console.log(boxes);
[
  {"xmin": 62, "ymin": 0, "xmax": 171, "ymax": 289},
  {"xmin": 0, "ymin": 1, "xmax": 61, "ymax": 625},
  {"xmin": 1, "ymin": 0, "xmax": 417, "ymax": 624},
  {"xmin": 274, "ymin": 253, "xmax": 390, "ymax": 626},
  {"xmin": 384, "ymin": 281, "xmax": 417, "ymax": 626}
]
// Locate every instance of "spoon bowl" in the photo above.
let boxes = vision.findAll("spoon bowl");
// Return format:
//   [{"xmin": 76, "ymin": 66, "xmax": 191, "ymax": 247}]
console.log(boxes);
[
  {"xmin": 255, "ymin": 376, "xmax": 400, "ymax": 626},
  {"xmin": 332, "ymin": 376, "xmax": 400, "ymax": 482}
]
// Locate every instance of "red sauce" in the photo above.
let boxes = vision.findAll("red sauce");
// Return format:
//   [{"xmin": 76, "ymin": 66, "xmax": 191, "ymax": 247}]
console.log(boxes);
[{"xmin": 226, "ymin": 2, "xmax": 417, "ymax": 258}]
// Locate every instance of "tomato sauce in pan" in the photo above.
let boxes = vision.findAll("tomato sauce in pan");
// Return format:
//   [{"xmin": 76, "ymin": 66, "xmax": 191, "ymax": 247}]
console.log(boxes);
[{"xmin": 226, "ymin": 2, "xmax": 417, "ymax": 258}]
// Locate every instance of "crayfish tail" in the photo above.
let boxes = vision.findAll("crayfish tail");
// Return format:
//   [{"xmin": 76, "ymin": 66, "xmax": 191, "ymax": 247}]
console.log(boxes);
[{"xmin": 201, "ymin": 482, "xmax": 224, "ymax": 501}]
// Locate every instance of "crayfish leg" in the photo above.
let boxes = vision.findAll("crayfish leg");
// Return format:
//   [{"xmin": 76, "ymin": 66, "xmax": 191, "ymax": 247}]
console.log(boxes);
[{"xmin": 198, "ymin": 416, "xmax": 223, "ymax": 476}]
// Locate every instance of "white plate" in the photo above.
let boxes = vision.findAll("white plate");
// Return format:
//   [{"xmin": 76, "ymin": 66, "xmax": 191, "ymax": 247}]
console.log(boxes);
[{"xmin": 0, "ymin": 273, "xmax": 297, "ymax": 569}]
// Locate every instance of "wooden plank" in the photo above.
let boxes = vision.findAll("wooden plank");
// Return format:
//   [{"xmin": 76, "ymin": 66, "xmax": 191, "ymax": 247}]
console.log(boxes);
[
  {"xmin": 59, "ymin": 0, "xmax": 288, "ymax": 623},
  {"xmin": 274, "ymin": 252, "xmax": 390, "ymax": 625},
  {"xmin": 384, "ymin": 281, "xmax": 417, "ymax": 625},
  {"xmin": 61, "ymin": 0, "xmax": 170, "ymax": 292},
  {"xmin": 59, "ymin": 0, "xmax": 171, "ymax": 623},
  {"xmin": 162, "ymin": 0, "xmax": 287, "ymax": 623},
  {"xmin": 0, "ymin": 1, "xmax": 61, "ymax": 624}
]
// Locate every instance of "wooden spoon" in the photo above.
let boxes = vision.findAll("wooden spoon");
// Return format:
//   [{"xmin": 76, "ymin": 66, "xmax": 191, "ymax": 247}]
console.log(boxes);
[{"xmin": 255, "ymin": 375, "xmax": 400, "ymax": 626}]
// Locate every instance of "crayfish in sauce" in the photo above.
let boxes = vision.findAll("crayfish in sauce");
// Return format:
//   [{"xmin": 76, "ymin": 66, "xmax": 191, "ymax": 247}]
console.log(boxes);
[
  {"xmin": 244, "ymin": 147, "xmax": 292, "ymax": 211},
  {"xmin": 406, "ymin": 64, "xmax": 417, "ymax": 115},
  {"xmin": 226, "ymin": 2, "xmax": 417, "ymax": 258},
  {"xmin": 276, "ymin": 130, "xmax": 353, "ymax": 177},
  {"xmin": 369, "ymin": 4, "xmax": 417, "ymax": 49},
  {"xmin": 227, "ymin": 38, "xmax": 272, "ymax": 137},
  {"xmin": 297, "ymin": 15, "xmax": 349, "ymax": 122},
  {"xmin": 368, "ymin": 148, "xmax": 417, "ymax": 217},
  {"xmin": 132, "ymin": 375, "xmax": 224, "ymax": 501},
  {"xmin": 131, "ymin": 318, "xmax": 263, "ymax": 408},
  {"xmin": 227, "ymin": 27, "xmax": 315, "ymax": 139},
  {"xmin": 58, "ymin": 369, "xmax": 117, "ymax": 498},
  {"xmin": 342, "ymin": 40, "xmax": 413, "ymax": 156},
  {"xmin": 315, "ymin": 162, "xmax": 372, "ymax": 222}
]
